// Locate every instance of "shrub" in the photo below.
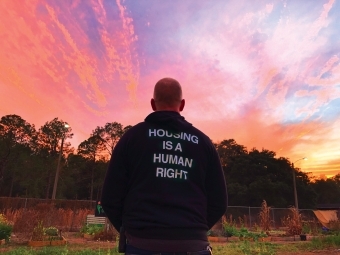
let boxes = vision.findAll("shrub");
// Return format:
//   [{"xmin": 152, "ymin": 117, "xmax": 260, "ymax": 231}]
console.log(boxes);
[
  {"xmin": 44, "ymin": 226, "xmax": 59, "ymax": 236},
  {"xmin": 222, "ymin": 220, "xmax": 238, "ymax": 237},
  {"xmin": 31, "ymin": 221, "xmax": 45, "ymax": 241},
  {"xmin": 31, "ymin": 222, "xmax": 63, "ymax": 241},
  {"xmin": 81, "ymin": 224, "xmax": 104, "ymax": 235},
  {"xmin": 301, "ymin": 221, "xmax": 311, "ymax": 234},
  {"xmin": 282, "ymin": 207, "xmax": 302, "ymax": 235},
  {"xmin": 237, "ymin": 227, "xmax": 249, "ymax": 238},
  {"xmin": 0, "ymin": 223, "xmax": 13, "ymax": 242},
  {"xmin": 0, "ymin": 214, "xmax": 13, "ymax": 242}
]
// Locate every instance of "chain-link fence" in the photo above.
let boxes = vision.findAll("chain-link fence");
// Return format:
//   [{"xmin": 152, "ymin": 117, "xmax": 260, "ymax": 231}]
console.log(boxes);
[
  {"xmin": 0, "ymin": 197, "xmax": 96, "ymax": 233},
  {"xmin": 0, "ymin": 197, "xmax": 321, "ymax": 230},
  {"xmin": 226, "ymin": 206, "xmax": 319, "ymax": 229}
]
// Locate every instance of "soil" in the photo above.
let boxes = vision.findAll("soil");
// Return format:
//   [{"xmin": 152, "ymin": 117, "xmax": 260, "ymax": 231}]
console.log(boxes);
[{"xmin": 1, "ymin": 232, "xmax": 340, "ymax": 254}]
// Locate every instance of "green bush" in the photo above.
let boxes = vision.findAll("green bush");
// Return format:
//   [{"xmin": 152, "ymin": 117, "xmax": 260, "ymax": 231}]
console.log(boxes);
[
  {"xmin": 44, "ymin": 226, "xmax": 59, "ymax": 236},
  {"xmin": 222, "ymin": 222, "xmax": 238, "ymax": 237},
  {"xmin": 80, "ymin": 224, "xmax": 104, "ymax": 235},
  {"xmin": 0, "ymin": 222, "xmax": 13, "ymax": 242}
]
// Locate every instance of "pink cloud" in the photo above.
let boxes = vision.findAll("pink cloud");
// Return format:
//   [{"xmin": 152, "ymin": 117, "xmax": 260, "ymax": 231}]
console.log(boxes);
[{"xmin": 1, "ymin": 0, "xmax": 339, "ymax": 178}]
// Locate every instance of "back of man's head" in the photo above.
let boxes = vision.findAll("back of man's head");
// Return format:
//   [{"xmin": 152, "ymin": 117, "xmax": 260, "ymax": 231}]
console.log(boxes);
[{"xmin": 152, "ymin": 78, "xmax": 184, "ymax": 112}]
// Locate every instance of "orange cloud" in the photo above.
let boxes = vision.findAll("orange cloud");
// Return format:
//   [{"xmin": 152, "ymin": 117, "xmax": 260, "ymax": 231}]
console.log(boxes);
[{"xmin": 1, "ymin": 0, "xmax": 339, "ymax": 179}]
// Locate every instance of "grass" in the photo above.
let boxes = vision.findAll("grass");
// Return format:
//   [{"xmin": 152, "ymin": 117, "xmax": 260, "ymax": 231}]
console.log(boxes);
[
  {"xmin": 0, "ymin": 242, "xmax": 288, "ymax": 255},
  {"xmin": 301, "ymin": 234, "xmax": 340, "ymax": 250},
  {"xmin": 1, "ymin": 234, "xmax": 340, "ymax": 254},
  {"xmin": 215, "ymin": 241, "xmax": 277, "ymax": 255}
]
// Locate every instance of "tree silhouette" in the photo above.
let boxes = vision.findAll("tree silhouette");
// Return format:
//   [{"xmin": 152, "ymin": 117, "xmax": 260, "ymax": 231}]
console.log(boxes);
[
  {"xmin": 0, "ymin": 114, "xmax": 338, "ymax": 206},
  {"xmin": 0, "ymin": 115, "xmax": 36, "ymax": 192},
  {"xmin": 33, "ymin": 118, "xmax": 73, "ymax": 199}
]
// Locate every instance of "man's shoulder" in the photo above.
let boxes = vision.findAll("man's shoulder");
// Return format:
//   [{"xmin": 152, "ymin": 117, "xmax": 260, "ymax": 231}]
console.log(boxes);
[
  {"xmin": 126, "ymin": 121, "xmax": 148, "ymax": 132},
  {"xmin": 120, "ymin": 121, "xmax": 149, "ymax": 138},
  {"xmin": 187, "ymin": 125, "xmax": 212, "ymax": 143}
]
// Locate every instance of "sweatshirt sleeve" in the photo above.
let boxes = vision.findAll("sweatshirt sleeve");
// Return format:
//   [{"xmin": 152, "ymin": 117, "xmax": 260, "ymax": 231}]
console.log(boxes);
[
  {"xmin": 205, "ymin": 144, "xmax": 228, "ymax": 229},
  {"xmin": 100, "ymin": 136, "xmax": 129, "ymax": 232}
]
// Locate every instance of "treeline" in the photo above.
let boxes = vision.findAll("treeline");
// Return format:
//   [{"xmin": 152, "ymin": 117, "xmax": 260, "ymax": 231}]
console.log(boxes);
[{"xmin": 0, "ymin": 114, "xmax": 339, "ymax": 208}]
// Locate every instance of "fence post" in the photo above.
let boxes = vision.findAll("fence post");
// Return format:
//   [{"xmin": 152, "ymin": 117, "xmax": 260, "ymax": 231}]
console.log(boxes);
[
  {"xmin": 249, "ymin": 207, "xmax": 251, "ymax": 228},
  {"xmin": 272, "ymin": 208, "xmax": 275, "ymax": 229}
]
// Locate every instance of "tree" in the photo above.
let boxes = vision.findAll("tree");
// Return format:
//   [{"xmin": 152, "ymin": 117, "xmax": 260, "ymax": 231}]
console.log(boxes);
[
  {"xmin": 0, "ymin": 115, "xmax": 36, "ymax": 195},
  {"xmin": 311, "ymin": 177, "xmax": 340, "ymax": 204},
  {"xmin": 215, "ymin": 139, "xmax": 247, "ymax": 168},
  {"xmin": 57, "ymin": 153, "xmax": 89, "ymax": 199},
  {"xmin": 293, "ymin": 166, "xmax": 317, "ymax": 209},
  {"xmin": 92, "ymin": 122, "xmax": 132, "ymax": 159},
  {"xmin": 215, "ymin": 139, "xmax": 318, "ymax": 208},
  {"xmin": 331, "ymin": 174, "xmax": 340, "ymax": 186},
  {"xmin": 76, "ymin": 122, "xmax": 131, "ymax": 200},
  {"xmin": 33, "ymin": 118, "xmax": 73, "ymax": 199},
  {"xmin": 78, "ymin": 135, "xmax": 103, "ymax": 200},
  {"xmin": 78, "ymin": 136, "xmax": 102, "ymax": 161}
]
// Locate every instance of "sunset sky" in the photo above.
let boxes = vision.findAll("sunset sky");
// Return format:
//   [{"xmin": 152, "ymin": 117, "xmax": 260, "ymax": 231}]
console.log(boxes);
[{"xmin": 1, "ymin": 0, "xmax": 339, "ymax": 178}]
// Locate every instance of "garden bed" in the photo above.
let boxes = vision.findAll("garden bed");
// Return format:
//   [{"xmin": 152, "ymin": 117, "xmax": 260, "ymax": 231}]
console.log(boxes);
[
  {"xmin": 28, "ymin": 236, "xmax": 67, "ymax": 247},
  {"xmin": 0, "ymin": 232, "xmax": 116, "ymax": 253}
]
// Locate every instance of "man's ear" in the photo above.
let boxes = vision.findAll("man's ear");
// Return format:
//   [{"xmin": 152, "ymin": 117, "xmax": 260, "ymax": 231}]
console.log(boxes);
[
  {"xmin": 151, "ymin": 98, "xmax": 157, "ymax": 111},
  {"xmin": 179, "ymin": 99, "xmax": 185, "ymax": 112}
]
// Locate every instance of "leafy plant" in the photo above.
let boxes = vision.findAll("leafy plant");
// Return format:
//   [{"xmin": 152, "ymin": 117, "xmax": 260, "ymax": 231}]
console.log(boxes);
[
  {"xmin": 0, "ymin": 213, "xmax": 13, "ymax": 242},
  {"xmin": 81, "ymin": 224, "xmax": 104, "ymax": 235},
  {"xmin": 237, "ymin": 227, "xmax": 249, "ymax": 238},
  {"xmin": 0, "ymin": 223, "xmax": 13, "ymax": 242},
  {"xmin": 31, "ymin": 221, "xmax": 45, "ymax": 241},
  {"xmin": 44, "ymin": 226, "xmax": 59, "ymax": 236},
  {"xmin": 301, "ymin": 222, "xmax": 311, "ymax": 234},
  {"xmin": 43, "ymin": 226, "xmax": 63, "ymax": 241},
  {"xmin": 222, "ymin": 218, "xmax": 238, "ymax": 237}
]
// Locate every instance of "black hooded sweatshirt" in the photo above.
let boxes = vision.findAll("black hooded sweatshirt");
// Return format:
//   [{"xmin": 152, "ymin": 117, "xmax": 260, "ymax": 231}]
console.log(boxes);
[{"xmin": 101, "ymin": 111, "xmax": 227, "ymax": 240}]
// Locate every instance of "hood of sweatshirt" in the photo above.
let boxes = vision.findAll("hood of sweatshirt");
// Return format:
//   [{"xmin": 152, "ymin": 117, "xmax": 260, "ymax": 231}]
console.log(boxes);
[{"xmin": 145, "ymin": 111, "xmax": 192, "ymax": 132}]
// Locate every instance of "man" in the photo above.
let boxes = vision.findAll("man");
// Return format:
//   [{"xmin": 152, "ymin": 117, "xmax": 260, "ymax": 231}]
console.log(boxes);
[
  {"xmin": 95, "ymin": 201, "xmax": 106, "ymax": 217},
  {"xmin": 101, "ymin": 78, "xmax": 227, "ymax": 255}
]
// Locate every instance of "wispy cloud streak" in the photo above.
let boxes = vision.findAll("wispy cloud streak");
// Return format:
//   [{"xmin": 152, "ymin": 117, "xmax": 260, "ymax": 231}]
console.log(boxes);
[{"xmin": 0, "ymin": 0, "xmax": 339, "ymax": 178}]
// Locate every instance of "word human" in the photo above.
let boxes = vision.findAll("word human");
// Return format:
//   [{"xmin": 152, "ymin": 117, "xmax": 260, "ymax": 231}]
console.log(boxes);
[
  {"xmin": 153, "ymin": 153, "xmax": 193, "ymax": 168},
  {"xmin": 156, "ymin": 167, "xmax": 188, "ymax": 180},
  {"xmin": 149, "ymin": 129, "xmax": 199, "ymax": 144}
]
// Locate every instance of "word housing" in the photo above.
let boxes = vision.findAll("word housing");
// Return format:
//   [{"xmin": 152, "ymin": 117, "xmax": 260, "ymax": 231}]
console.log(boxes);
[{"xmin": 149, "ymin": 129, "xmax": 199, "ymax": 144}]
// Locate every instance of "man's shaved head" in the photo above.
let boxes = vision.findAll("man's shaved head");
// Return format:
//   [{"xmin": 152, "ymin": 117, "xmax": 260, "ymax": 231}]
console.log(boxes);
[{"xmin": 152, "ymin": 78, "xmax": 184, "ymax": 111}]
